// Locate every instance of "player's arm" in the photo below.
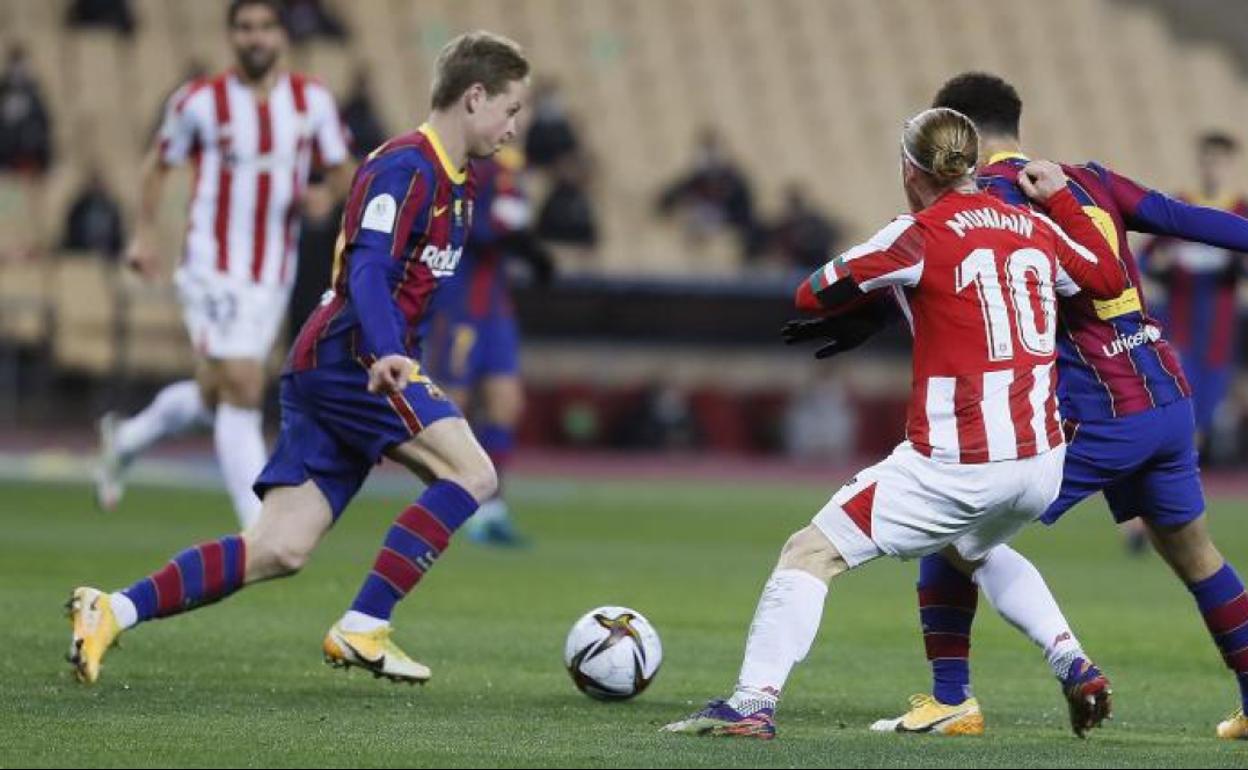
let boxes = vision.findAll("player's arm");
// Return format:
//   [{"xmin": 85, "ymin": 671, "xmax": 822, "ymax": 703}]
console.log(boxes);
[
  {"xmin": 782, "ymin": 291, "xmax": 895, "ymax": 359},
  {"xmin": 1019, "ymin": 161, "xmax": 1126, "ymax": 300},
  {"xmin": 342, "ymin": 161, "xmax": 427, "ymax": 394},
  {"xmin": 1097, "ymin": 163, "xmax": 1248, "ymax": 252},
  {"xmin": 126, "ymin": 84, "xmax": 200, "ymax": 279},
  {"xmin": 306, "ymin": 83, "xmax": 356, "ymax": 206},
  {"xmin": 125, "ymin": 147, "xmax": 172, "ymax": 279},
  {"xmin": 786, "ymin": 219, "xmax": 919, "ymax": 359},
  {"xmin": 352, "ymin": 250, "xmax": 414, "ymax": 395},
  {"xmin": 794, "ymin": 217, "xmax": 924, "ymax": 315}
]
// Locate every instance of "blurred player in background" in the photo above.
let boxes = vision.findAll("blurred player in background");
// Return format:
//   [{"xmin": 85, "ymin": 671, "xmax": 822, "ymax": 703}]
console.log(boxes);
[
  {"xmin": 802, "ymin": 73, "xmax": 1248, "ymax": 740},
  {"xmin": 94, "ymin": 0, "xmax": 352, "ymax": 527},
  {"xmin": 67, "ymin": 31, "xmax": 529, "ymax": 687},
  {"xmin": 1143, "ymin": 132, "xmax": 1248, "ymax": 456},
  {"xmin": 423, "ymin": 146, "xmax": 553, "ymax": 546},
  {"xmin": 664, "ymin": 107, "xmax": 1125, "ymax": 740}
]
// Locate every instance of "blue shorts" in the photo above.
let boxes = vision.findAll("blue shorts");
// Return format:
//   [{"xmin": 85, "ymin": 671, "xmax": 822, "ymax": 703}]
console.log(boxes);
[
  {"xmin": 254, "ymin": 361, "xmax": 462, "ymax": 520},
  {"xmin": 422, "ymin": 313, "xmax": 520, "ymax": 390},
  {"xmin": 1042, "ymin": 397, "xmax": 1205, "ymax": 529}
]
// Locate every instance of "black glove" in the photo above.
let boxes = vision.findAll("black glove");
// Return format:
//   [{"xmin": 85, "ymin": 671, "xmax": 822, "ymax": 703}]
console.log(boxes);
[{"xmin": 781, "ymin": 303, "xmax": 891, "ymax": 359}]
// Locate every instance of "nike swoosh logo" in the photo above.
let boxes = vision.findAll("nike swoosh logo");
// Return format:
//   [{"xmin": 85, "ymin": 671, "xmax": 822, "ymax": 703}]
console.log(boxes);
[
  {"xmin": 340, "ymin": 636, "xmax": 385, "ymax": 668},
  {"xmin": 434, "ymin": 205, "xmax": 448, "ymax": 216},
  {"xmin": 900, "ymin": 710, "xmax": 971, "ymax": 733}
]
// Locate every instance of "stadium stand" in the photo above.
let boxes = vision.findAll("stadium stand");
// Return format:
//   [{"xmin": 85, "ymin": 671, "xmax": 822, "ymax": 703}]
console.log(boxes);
[{"xmin": 1, "ymin": 0, "xmax": 1246, "ymax": 454}]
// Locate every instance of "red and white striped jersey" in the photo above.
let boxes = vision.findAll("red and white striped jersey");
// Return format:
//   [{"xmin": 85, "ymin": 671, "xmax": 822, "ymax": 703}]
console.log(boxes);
[
  {"xmin": 158, "ymin": 70, "xmax": 350, "ymax": 288},
  {"xmin": 805, "ymin": 189, "xmax": 1124, "ymax": 464}
]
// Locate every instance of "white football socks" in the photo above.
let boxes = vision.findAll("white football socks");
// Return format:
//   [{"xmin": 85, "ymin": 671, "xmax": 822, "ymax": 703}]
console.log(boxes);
[
  {"xmin": 115, "ymin": 380, "xmax": 212, "ymax": 461},
  {"xmin": 214, "ymin": 403, "xmax": 266, "ymax": 528},
  {"xmin": 974, "ymin": 545, "xmax": 1085, "ymax": 680},
  {"xmin": 110, "ymin": 592, "xmax": 138, "ymax": 630},
  {"xmin": 339, "ymin": 610, "xmax": 390, "ymax": 633},
  {"xmin": 734, "ymin": 568, "xmax": 828, "ymax": 700}
]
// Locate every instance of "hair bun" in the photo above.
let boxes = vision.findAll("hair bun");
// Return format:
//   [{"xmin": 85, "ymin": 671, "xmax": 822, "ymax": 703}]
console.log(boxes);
[
  {"xmin": 931, "ymin": 148, "xmax": 971, "ymax": 181},
  {"xmin": 902, "ymin": 107, "xmax": 979, "ymax": 185}
]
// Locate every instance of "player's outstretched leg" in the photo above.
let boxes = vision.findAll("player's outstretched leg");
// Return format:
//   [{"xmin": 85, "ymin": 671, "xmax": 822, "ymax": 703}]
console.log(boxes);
[
  {"xmin": 663, "ymin": 525, "xmax": 844, "ymax": 739},
  {"xmin": 878, "ymin": 547, "xmax": 1110, "ymax": 737},
  {"xmin": 870, "ymin": 553, "xmax": 984, "ymax": 735},
  {"xmin": 976, "ymin": 546, "xmax": 1111, "ymax": 737},
  {"xmin": 67, "ymin": 482, "xmax": 332, "ymax": 684},
  {"xmin": 973, "ymin": 546, "xmax": 1111, "ymax": 737},
  {"xmin": 95, "ymin": 380, "xmax": 212, "ymax": 511},
  {"xmin": 323, "ymin": 418, "xmax": 495, "ymax": 684},
  {"xmin": 1144, "ymin": 517, "xmax": 1248, "ymax": 739}
]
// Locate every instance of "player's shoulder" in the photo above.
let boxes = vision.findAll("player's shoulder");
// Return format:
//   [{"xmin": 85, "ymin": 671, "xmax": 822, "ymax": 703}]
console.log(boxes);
[
  {"xmin": 1064, "ymin": 160, "xmax": 1116, "ymax": 187},
  {"xmin": 168, "ymin": 73, "xmax": 218, "ymax": 114},
  {"xmin": 864, "ymin": 213, "xmax": 924, "ymax": 251},
  {"xmin": 977, "ymin": 158, "xmax": 1021, "ymax": 178},
  {"xmin": 876, "ymin": 212, "xmax": 919, "ymax": 233},
  {"xmin": 287, "ymin": 71, "xmax": 334, "ymax": 101},
  {"xmin": 286, "ymin": 70, "xmax": 328, "ymax": 88},
  {"xmin": 354, "ymin": 134, "xmax": 437, "ymax": 206},
  {"xmin": 364, "ymin": 133, "xmax": 436, "ymax": 176}
]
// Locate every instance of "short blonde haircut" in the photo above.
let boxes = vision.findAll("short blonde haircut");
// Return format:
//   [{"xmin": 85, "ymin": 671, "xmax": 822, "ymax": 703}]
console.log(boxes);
[{"xmin": 430, "ymin": 31, "xmax": 529, "ymax": 110}]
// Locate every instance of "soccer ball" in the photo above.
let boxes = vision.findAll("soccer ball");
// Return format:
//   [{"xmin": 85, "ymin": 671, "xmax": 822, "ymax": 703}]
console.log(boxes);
[{"xmin": 563, "ymin": 606, "xmax": 662, "ymax": 700}]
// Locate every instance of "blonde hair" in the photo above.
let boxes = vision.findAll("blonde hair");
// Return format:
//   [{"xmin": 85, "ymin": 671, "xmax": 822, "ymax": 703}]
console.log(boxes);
[
  {"xmin": 430, "ymin": 31, "xmax": 529, "ymax": 110},
  {"xmin": 902, "ymin": 107, "xmax": 979, "ymax": 183}
]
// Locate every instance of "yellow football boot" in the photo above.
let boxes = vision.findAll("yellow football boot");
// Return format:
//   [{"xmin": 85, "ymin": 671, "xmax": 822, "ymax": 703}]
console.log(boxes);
[
  {"xmin": 322, "ymin": 622, "xmax": 431, "ymax": 684},
  {"xmin": 66, "ymin": 587, "xmax": 122, "ymax": 684},
  {"xmin": 870, "ymin": 694, "xmax": 984, "ymax": 735},
  {"xmin": 1216, "ymin": 707, "xmax": 1248, "ymax": 740}
]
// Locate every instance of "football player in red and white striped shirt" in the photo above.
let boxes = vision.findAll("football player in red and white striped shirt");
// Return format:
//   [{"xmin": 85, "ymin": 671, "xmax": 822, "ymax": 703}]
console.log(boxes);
[
  {"xmin": 664, "ymin": 108, "xmax": 1125, "ymax": 739},
  {"xmin": 96, "ymin": 0, "xmax": 353, "ymax": 526}
]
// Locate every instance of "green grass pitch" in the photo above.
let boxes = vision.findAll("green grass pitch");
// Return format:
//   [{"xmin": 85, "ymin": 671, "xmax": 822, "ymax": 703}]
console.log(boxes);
[{"xmin": 2, "ymin": 475, "xmax": 1246, "ymax": 767}]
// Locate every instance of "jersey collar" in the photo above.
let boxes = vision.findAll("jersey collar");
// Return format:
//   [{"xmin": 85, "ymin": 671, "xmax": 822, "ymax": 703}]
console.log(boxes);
[
  {"xmin": 986, "ymin": 150, "xmax": 1030, "ymax": 165},
  {"xmin": 418, "ymin": 122, "xmax": 467, "ymax": 185}
]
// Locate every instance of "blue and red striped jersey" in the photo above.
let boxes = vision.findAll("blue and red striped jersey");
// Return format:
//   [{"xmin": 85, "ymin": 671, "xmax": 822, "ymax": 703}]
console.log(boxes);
[
  {"xmin": 1144, "ymin": 194, "xmax": 1248, "ymax": 368},
  {"xmin": 977, "ymin": 153, "xmax": 1190, "ymax": 421},
  {"xmin": 287, "ymin": 124, "xmax": 475, "ymax": 372},
  {"xmin": 429, "ymin": 147, "xmax": 530, "ymax": 321}
]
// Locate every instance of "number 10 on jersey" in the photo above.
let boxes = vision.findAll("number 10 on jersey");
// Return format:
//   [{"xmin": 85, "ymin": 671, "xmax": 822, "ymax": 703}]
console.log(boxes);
[{"xmin": 956, "ymin": 248, "xmax": 1057, "ymax": 363}]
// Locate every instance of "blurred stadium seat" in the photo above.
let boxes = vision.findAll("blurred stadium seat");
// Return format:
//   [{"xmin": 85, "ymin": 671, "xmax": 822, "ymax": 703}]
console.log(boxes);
[{"xmin": 1, "ymin": 0, "xmax": 1247, "ymax": 457}]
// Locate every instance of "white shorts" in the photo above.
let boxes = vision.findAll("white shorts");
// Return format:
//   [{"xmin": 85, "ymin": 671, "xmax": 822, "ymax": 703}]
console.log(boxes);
[
  {"xmin": 812, "ymin": 441, "xmax": 1066, "ymax": 567},
  {"xmin": 174, "ymin": 268, "xmax": 291, "ymax": 361}
]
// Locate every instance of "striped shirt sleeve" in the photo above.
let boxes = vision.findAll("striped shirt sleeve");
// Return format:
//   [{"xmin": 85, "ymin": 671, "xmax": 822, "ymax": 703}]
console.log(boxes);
[
  {"xmin": 309, "ymin": 83, "xmax": 350, "ymax": 167},
  {"xmin": 796, "ymin": 215, "xmax": 924, "ymax": 313},
  {"xmin": 156, "ymin": 82, "xmax": 203, "ymax": 166}
]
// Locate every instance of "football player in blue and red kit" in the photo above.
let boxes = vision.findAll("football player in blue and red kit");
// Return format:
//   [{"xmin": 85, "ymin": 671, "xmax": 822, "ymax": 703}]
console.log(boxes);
[
  {"xmin": 664, "ymin": 107, "xmax": 1125, "ymax": 741},
  {"xmin": 65, "ymin": 32, "xmax": 531, "ymax": 687},
  {"xmin": 798, "ymin": 73, "xmax": 1248, "ymax": 740}
]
